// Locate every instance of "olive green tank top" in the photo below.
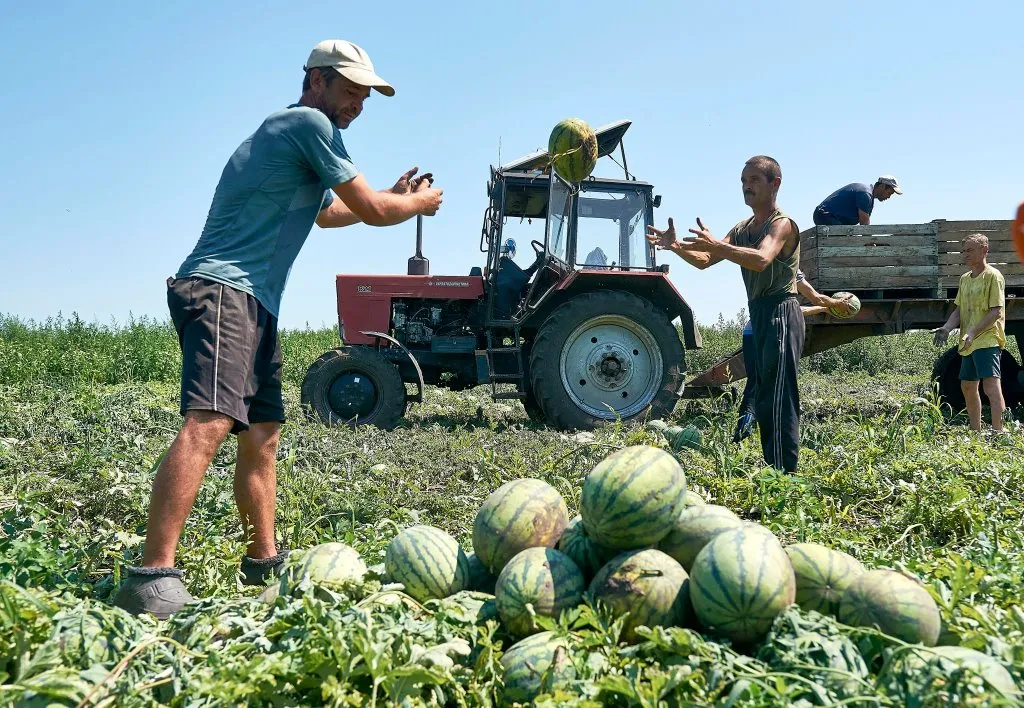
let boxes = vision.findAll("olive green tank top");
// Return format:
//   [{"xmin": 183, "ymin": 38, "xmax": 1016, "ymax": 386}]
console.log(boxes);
[{"xmin": 729, "ymin": 209, "xmax": 800, "ymax": 301}]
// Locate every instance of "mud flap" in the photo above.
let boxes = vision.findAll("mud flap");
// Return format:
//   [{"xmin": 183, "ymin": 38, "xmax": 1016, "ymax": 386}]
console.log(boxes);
[{"xmin": 360, "ymin": 330, "xmax": 425, "ymax": 404}]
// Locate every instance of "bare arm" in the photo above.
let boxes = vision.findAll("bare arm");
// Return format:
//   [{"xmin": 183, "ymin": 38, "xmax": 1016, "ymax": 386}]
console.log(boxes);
[
  {"xmin": 932, "ymin": 307, "xmax": 961, "ymax": 345},
  {"xmin": 330, "ymin": 173, "xmax": 442, "ymax": 227},
  {"xmin": 682, "ymin": 217, "xmax": 795, "ymax": 272},
  {"xmin": 317, "ymin": 167, "xmax": 437, "ymax": 229},
  {"xmin": 858, "ymin": 209, "xmax": 871, "ymax": 225},
  {"xmin": 968, "ymin": 306, "xmax": 1003, "ymax": 339}
]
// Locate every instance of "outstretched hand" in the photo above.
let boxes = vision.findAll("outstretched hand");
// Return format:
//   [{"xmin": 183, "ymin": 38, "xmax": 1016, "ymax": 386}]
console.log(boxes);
[
  {"xmin": 931, "ymin": 327, "xmax": 949, "ymax": 346},
  {"xmin": 681, "ymin": 217, "xmax": 719, "ymax": 252},
  {"xmin": 391, "ymin": 166, "xmax": 435, "ymax": 195},
  {"xmin": 646, "ymin": 218, "xmax": 678, "ymax": 250}
]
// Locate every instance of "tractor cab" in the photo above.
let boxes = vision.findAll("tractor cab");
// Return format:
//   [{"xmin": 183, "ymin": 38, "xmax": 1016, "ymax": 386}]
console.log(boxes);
[{"xmin": 481, "ymin": 120, "xmax": 662, "ymax": 322}]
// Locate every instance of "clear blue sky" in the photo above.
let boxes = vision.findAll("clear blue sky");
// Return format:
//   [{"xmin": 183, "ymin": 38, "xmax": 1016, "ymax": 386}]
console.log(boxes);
[{"xmin": 3, "ymin": 1, "xmax": 1022, "ymax": 331}]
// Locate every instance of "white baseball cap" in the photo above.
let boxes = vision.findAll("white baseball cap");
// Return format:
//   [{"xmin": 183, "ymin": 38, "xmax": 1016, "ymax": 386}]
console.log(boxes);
[
  {"xmin": 876, "ymin": 175, "xmax": 903, "ymax": 194},
  {"xmin": 304, "ymin": 40, "xmax": 395, "ymax": 97}
]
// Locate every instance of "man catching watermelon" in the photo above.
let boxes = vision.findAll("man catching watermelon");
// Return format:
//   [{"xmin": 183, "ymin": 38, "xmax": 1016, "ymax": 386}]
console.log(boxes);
[
  {"xmin": 113, "ymin": 39, "xmax": 443, "ymax": 619},
  {"xmin": 647, "ymin": 156, "xmax": 804, "ymax": 473}
]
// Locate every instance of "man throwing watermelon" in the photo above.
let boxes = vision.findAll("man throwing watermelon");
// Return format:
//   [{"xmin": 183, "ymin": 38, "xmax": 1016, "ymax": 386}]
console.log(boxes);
[
  {"xmin": 647, "ymin": 156, "xmax": 803, "ymax": 473},
  {"xmin": 113, "ymin": 39, "xmax": 443, "ymax": 619}
]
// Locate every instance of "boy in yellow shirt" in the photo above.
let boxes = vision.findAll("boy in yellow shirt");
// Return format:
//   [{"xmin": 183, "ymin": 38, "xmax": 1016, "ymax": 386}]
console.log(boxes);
[{"xmin": 933, "ymin": 233, "xmax": 1006, "ymax": 431}]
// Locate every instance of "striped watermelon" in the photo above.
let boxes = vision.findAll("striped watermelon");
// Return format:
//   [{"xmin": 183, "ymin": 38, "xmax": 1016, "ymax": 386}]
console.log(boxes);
[
  {"xmin": 262, "ymin": 542, "xmax": 367, "ymax": 602},
  {"xmin": 588, "ymin": 548, "xmax": 690, "ymax": 644},
  {"xmin": 556, "ymin": 515, "xmax": 611, "ymax": 582},
  {"xmin": 466, "ymin": 551, "xmax": 497, "ymax": 594},
  {"xmin": 472, "ymin": 479, "xmax": 569, "ymax": 575},
  {"xmin": 785, "ymin": 543, "xmax": 865, "ymax": 616},
  {"xmin": 837, "ymin": 569, "xmax": 941, "ymax": 646},
  {"xmin": 500, "ymin": 631, "xmax": 576, "ymax": 706},
  {"xmin": 689, "ymin": 527, "xmax": 796, "ymax": 644},
  {"xmin": 681, "ymin": 490, "xmax": 707, "ymax": 508},
  {"xmin": 548, "ymin": 118, "xmax": 598, "ymax": 183},
  {"xmin": 901, "ymin": 646, "xmax": 1018, "ymax": 699},
  {"xmin": 495, "ymin": 548, "xmax": 585, "ymax": 638},
  {"xmin": 385, "ymin": 525, "xmax": 469, "ymax": 604},
  {"xmin": 657, "ymin": 504, "xmax": 742, "ymax": 572},
  {"xmin": 581, "ymin": 445, "xmax": 687, "ymax": 551}
]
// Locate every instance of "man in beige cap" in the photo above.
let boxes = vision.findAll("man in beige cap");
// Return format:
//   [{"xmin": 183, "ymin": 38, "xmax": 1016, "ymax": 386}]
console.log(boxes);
[
  {"xmin": 114, "ymin": 39, "xmax": 442, "ymax": 619},
  {"xmin": 812, "ymin": 176, "xmax": 903, "ymax": 226}
]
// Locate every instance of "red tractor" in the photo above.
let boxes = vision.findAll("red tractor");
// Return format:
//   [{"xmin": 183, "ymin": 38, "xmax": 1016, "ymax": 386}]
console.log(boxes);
[{"xmin": 300, "ymin": 120, "xmax": 703, "ymax": 431}]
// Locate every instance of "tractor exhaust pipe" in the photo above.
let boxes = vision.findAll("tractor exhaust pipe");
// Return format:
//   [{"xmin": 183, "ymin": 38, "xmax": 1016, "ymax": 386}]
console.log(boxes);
[{"xmin": 407, "ymin": 215, "xmax": 429, "ymax": 275}]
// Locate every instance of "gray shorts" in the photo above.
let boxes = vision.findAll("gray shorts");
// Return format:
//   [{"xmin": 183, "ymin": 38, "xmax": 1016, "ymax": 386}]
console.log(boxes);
[
  {"xmin": 959, "ymin": 346, "xmax": 1001, "ymax": 381},
  {"xmin": 167, "ymin": 276, "xmax": 285, "ymax": 434}
]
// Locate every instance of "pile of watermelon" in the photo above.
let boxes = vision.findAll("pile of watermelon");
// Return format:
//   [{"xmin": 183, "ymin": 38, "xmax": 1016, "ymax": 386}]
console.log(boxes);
[{"xmin": 264, "ymin": 444, "xmax": 1014, "ymax": 705}]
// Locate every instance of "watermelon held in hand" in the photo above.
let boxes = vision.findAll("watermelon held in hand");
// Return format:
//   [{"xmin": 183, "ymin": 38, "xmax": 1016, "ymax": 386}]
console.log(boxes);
[
  {"xmin": 785, "ymin": 543, "xmax": 865, "ymax": 616},
  {"xmin": 384, "ymin": 525, "xmax": 470, "ymax": 604},
  {"xmin": 588, "ymin": 548, "xmax": 691, "ymax": 644},
  {"xmin": 495, "ymin": 547, "xmax": 585, "ymax": 638},
  {"xmin": 473, "ymin": 478, "xmax": 570, "ymax": 576},
  {"xmin": 500, "ymin": 631, "xmax": 577, "ymax": 706},
  {"xmin": 262, "ymin": 542, "xmax": 367, "ymax": 602},
  {"xmin": 837, "ymin": 569, "xmax": 941, "ymax": 646},
  {"xmin": 548, "ymin": 118, "xmax": 598, "ymax": 183},
  {"xmin": 581, "ymin": 445, "xmax": 687, "ymax": 551},
  {"xmin": 828, "ymin": 292, "xmax": 861, "ymax": 319},
  {"xmin": 689, "ymin": 526, "xmax": 797, "ymax": 645}
]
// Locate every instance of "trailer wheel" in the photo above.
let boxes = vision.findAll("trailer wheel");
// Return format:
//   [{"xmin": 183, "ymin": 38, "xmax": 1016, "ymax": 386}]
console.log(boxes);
[
  {"xmin": 301, "ymin": 346, "xmax": 406, "ymax": 430},
  {"xmin": 528, "ymin": 291, "xmax": 685, "ymax": 430},
  {"xmin": 930, "ymin": 346, "xmax": 1023, "ymax": 413}
]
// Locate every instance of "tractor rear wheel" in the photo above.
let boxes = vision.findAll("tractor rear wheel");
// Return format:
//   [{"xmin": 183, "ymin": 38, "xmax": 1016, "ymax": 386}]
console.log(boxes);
[
  {"xmin": 301, "ymin": 346, "xmax": 406, "ymax": 430},
  {"xmin": 931, "ymin": 345, "xmax": 1023, "ymax": 413},
  {"xmin": 528, "ymin": 291, "xmax": 685, "ymax": 430}
]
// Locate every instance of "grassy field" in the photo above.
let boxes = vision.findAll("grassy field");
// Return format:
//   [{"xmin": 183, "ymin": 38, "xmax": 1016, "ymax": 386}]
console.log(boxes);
[{"xmin": 1, "ymin": 314, "xmax": 1022, "ymax": 706}]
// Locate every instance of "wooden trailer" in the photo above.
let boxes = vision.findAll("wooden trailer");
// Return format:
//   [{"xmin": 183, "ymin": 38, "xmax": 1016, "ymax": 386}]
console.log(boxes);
[{"xmin": 683, "ymin": 218, "xmax": 1024, "ymax": 411}]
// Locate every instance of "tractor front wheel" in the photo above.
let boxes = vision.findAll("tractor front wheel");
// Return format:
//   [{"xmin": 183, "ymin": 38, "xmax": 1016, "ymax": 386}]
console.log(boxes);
[
  {"xmin": 528, "ymin": 291, "xmax": 685, "ymax": 430},
  {"xmin": 301, "ymin": 346, "xmax": 407, "ymax": 430}
]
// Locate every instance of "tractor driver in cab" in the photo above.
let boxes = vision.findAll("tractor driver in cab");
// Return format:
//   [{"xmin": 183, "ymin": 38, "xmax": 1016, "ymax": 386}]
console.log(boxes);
[{"xmin": 114, "ymin": 39, "xmax": 444, "ymax": 620}]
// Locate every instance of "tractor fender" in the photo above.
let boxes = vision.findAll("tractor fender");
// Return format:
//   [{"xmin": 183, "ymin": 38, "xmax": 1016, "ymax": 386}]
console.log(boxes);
[
  {"xmin": 360, "ymin": 330, "xmax": 425, "ymax": 404},
  {"xmin": 526, "ymin": 271, "xmax": 702, "ymax": 349}
]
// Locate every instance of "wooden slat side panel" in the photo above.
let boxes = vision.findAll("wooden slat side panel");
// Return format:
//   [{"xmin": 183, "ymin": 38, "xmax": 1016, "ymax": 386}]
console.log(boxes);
[
  {"xmin": 811, "ymin": 224, "xmax": 939, "ymax": 236},
  {"xmin": 821, "ymin": 255, "xmax": 936, "ymax": 267},
  {"xmin": 939, "ymin": 263, "xmax": 1024, "ymax": 276},
  {"xmin": 812, "ymin": 235, "xmax": 936, "ymax": 248},
  {"xmin": 934, "ymin": 219, "xmax": 1013, "ymax": 232},
  {"xmin": 939, "ymin": 252, "xmax": 1020, "ymax": 265}
]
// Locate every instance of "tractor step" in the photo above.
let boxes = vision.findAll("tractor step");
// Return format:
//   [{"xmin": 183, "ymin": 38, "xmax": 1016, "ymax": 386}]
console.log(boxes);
[
  {"xmin": 485, "ymin": 326, "xmax": 527, "ymax": 402},
  {"xmin": 487, "ymin": 346, "xmax": 521, "ymax": 353},
  {"xmin": 488, "ymin": 373, "xmax": 522, "ymax": 381},
  {"xmin": 492, "ymin": 391, "xmax": 527, "ymax": 400}
]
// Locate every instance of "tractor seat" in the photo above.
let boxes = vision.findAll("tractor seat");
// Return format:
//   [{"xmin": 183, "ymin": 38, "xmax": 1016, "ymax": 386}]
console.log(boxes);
[{"xmin": 469, "ymin": 266, "xmax": 482, "ymax": 277}]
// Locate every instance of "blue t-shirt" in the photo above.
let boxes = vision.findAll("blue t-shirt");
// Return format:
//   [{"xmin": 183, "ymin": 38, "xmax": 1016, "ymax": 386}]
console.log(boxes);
[
  {"xmin": 176, "ymin": 104, "xmax": 358, "ymax": 317},
  {"xmin": 816, "ymin": 183, "xmax": 873, "ymax": 225}
]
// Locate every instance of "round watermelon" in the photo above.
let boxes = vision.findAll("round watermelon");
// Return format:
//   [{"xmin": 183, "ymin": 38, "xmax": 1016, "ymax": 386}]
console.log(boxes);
[
  {"xmin": 689, "ymin": 526, "xmax": 796, "ymax": 645},
  {"xmin": 473, "ymin": 478, "xmax": 569, "ymax": 575},
  {"xmin": 581, "ymin": 445, "xmax": 687, "ymax": 551},
  {"xmin": 500, "ymin": 630, "xmax": 577, "ymax": 706},
  {"xmin": 262, "ymin": 542, "xmax": 367, "ymax": 602},
  {"xmin": 588, "ymin": 548, "xmax": 690, "ymax": 644},
  {"xmin": 828, "ymin": 292, "xmax": 861, "ymax": 319},
  {"xmin": 785, "ymin": 543, "xmax": 865, "ymax": 616},
  {"xmin": 548, "ymin": 118, "xmax": 598, "ymax": 183},
  {"xmin": 838, "ymin": 569, "xmax": 941, "ymax": 646},
  {"xmin": 556, "ymin": 515, "xmax": 611, "ymax": 582},
  {"xmin": 385, "ymin": 525, "xmax": 469, "ymax": 604},
  {"xmin": 903, "ymin": 646, "xmax": 1018, "ymax": 699},
  {"xmin": 466, "ymin": 551, "xmax": 497, "ymax": 594},
  {"xmin": 657, "ymin": 504, "xmax": 742, "ymax": 572},
  {"xmin": 681, "ymin": 489, "xmax": 707, "ymax": 508},
  {"xmin": 496, "ymin": 548, "xmax": 585, "ymax": 638}
]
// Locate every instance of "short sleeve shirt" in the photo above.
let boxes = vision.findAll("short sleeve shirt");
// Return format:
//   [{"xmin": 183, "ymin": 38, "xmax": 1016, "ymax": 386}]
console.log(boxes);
[
  {"xmin": 175, "ymin": 104, "xmax": 358, "ymax": 317},
  {"xmin": 954, "ymin": 264, "xmax": 1006, "ymax": 353},
  {"xmin": 816, "ymin": 183, "xmax": 873, "ymax": 225}
]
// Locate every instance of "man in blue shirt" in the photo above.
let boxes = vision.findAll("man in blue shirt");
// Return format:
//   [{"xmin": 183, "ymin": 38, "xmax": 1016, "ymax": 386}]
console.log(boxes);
[
  {"xmin": 812, "ymin": 176, "xmax": 902, "ymax": 226},
  {"xmin": 114, "ymin": 39, "xmax": 444, "ymax": 619}
]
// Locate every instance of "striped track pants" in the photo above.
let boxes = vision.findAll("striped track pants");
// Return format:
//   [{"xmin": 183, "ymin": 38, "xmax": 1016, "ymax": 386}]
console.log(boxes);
[{"xmin": 749, "ymin": 294, "xmax": 804, "ymax": 473}]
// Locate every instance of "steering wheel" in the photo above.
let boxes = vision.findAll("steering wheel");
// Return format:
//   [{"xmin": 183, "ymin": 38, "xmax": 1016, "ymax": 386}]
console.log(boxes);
[{"xmin": 531, "ymin": 239, "xmax": 546, "ymax": 256}]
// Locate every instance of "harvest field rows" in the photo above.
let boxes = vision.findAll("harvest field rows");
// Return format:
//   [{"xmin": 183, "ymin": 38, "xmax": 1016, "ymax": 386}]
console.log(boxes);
[{"xmin": 1, "ymin": 314, "xmax": 1023, "ymax": 706}]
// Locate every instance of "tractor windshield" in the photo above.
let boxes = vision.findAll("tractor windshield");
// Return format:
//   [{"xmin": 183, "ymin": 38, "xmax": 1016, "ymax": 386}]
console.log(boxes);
[{"xmin": 575, "ymin": 186, "xmax": 650, "ymax": 270}]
